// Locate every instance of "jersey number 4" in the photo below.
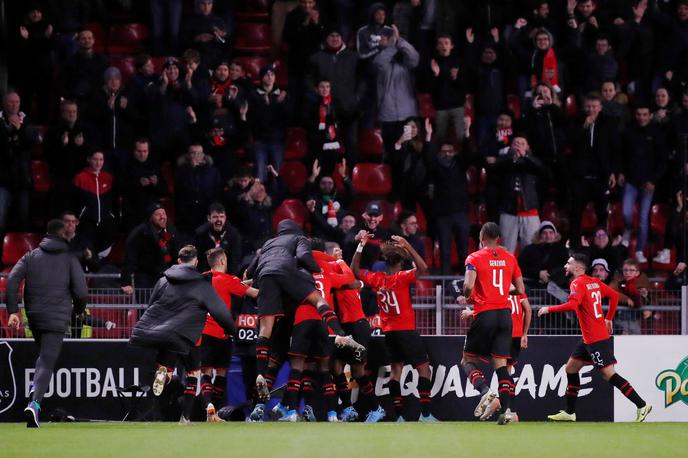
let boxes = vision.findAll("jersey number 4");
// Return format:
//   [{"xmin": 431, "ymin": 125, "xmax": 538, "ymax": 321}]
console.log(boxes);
[
  {"xmin": 377, "ymin": 290, "xmax": 401, "ymax": 315},
  {"xmin": 492, "ymin": 269, "xmax": 504, "ymax": 295}
]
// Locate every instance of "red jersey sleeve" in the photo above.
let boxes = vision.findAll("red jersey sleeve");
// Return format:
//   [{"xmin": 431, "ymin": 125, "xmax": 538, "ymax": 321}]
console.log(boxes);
[
  {"xmin": 598, "ymin": 281, "xmax": 620, "ymax": 320},
  {"xmin": 549, "ymin": 279, "xmax": 583, "ymax": 313},
  {"xmin": 223, "ymin": 275, "xmax": 250, "ymax": 297},
  {"xmin": 397, "ymin": 268, "xmax": 417, "ymax": 286}
]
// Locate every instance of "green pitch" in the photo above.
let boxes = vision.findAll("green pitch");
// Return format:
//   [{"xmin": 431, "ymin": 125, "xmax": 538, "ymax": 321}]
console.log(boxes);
[{"xmin": 1, "ymin": 422, "xmax": 684, "ymax": 458}]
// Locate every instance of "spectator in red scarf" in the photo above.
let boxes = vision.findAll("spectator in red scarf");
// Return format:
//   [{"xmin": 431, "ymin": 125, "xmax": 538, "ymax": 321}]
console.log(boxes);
[
  {"xmin": 307, "ymin": 78, "xmax": 342, "ymax": 175},
  {"xmin": 121, "ymin": 202, "xmax": 181, "ymax": 295}
]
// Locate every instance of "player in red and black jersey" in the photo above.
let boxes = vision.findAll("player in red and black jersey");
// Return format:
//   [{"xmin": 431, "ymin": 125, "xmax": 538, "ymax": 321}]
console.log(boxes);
[
  {"xmin": 457, "ymin": 222, "xmax": 525, "ymax": 425},
  {"xmin": 326, "ymin": 242, "xmax": 385, "ymax": 423},
  {"xmin": 538, "ymin": 253, "xmax": 652, "ymax": 422},
  {"xmin": 278, "ymin": 245, "xmax": 359, "ymax": 422},
  {"xmin": 460, "ymin": 288, "xmax": 531, "ymax": 420},
  {"xmin": 352, "ymin": 233, "xmax": 437, "ymax": 422}
]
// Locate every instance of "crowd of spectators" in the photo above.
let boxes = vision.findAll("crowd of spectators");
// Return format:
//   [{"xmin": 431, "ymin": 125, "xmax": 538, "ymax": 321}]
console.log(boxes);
[{"xmin": 1, "ymin": 0, "xmax": 687, "ymax": 310}]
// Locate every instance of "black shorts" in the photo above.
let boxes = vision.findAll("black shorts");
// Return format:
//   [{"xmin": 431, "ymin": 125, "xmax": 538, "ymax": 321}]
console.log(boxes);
[
  {"xmin": 507, "ymin": 337, "xmax": 522, "ymax": 366},
  {"xmin": 334, "ymin": 320, "xmax": 372, "ymax": 362},
  {"xmin": 199, "ymin": 334, "xmax": 232, "ymax": 369},
  {"xmin": 289, "ymin": 319, "xmax": 333, "ymax": 360},
  {"xmin": 180, "ymin": 345, "xmax": 201, "ymax": 371},
  {"xmin": 385, "ymin": 330, "xmax": 429, "ymax": 369},
  {"xmin": 571, "ymin": 337, "xmax": 617, "ymax": 368},
  {"xmin": 257, "ymin": 272, "xmax": 317, "ymax": 318},
  {"xmin": 464, "ymin": 309, "xmax": 512, "ymax": 360}
]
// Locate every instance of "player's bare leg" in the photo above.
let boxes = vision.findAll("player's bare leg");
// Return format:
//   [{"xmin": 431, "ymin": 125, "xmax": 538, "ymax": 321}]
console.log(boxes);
[
  {"xmin": 598, "ymin": 365, "xmax": 652, "ymax": 422},
  {"xmin": 548, "ymin": 358, "xmax": 584, "ymax": 421}
]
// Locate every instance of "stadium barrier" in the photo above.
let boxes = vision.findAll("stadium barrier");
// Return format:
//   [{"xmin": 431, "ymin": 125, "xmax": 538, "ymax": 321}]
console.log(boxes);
[{"xmin": 1, "ymin": 275, "xmax": 685, "ymax": 337}]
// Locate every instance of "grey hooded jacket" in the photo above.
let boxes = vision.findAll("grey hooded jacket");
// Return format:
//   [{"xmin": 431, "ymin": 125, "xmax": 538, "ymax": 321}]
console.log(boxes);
[{"xmin": 6, "ymin": 236, "xmax": 88, "ymax": 333}]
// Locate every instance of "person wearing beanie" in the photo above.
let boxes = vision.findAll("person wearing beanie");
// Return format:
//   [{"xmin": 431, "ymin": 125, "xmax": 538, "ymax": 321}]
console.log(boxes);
[
  {"xmin": 121, "ymin": 202, "xmax": 181, "ymax": 294},
  {"xmin": 517, "ymin": 220, "xmax": 569, "ymax": 291},
  {"xmin": 308, "ymin": 28, "xmax": 363, "ymax": 165}
]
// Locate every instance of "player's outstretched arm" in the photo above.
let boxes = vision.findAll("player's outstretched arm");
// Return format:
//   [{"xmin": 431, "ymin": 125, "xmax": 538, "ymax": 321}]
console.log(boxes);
[
  {"xmin": 392, "ymin": 235, "xmax": 428, "ymax": 274},
  {"xmin": 350, "ymin": 231, "xmax": 370, "ymax": 278}
]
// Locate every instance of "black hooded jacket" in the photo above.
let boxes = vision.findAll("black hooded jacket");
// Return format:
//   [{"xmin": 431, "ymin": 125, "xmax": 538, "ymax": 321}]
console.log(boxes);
[
  {"xmin": 250, "ymin": 219, "xmax": 320, "ymax": 279},
  {"xmin": 6, "ymin": 236, "xmax": 88, "ymax": 333},
  {"xmin": 129, "ymin": 264, "xmax": 235, "ymax": 353}
]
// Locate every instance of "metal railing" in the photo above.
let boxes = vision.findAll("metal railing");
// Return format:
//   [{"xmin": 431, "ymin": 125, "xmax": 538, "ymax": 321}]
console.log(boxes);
[{"xmin": 1, "ymin": 275, "xmax": 685, "ymax": 338}]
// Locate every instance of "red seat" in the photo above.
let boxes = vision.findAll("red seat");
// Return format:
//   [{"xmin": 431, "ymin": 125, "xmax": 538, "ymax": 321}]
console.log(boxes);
[
  {"xmin": 417, "ymin": 93, "xmax": 436, "ymax": 120},
  {"xmin": 280, "ymin": 161, "xmax": 308, "ymax": 195},
  {"xmin": 420, "ymin": 235, "xmax": 433, "ymax": 268},
  {"xmin": 540, "ymin": 201, "xmax": 560, "ymax": 229},
  {"xmin": 351, "ymin": 163, "xmax": 392, "ymax": 196},
  {"xmin": 580, "ymin": 203, "xmax": 598, "ymax": 234},
  {"xmin": 358, "ymin": 128, "xmax": 384, "ymax": 158},
  {"xmin": 650, "ymin": 204, "xmax": 669, "ymax": 237},
  {"xmin": 111, "ymin": 56, "xmax": 137, "ymax": 83},
  {"xmin": 161, "ymin": 161, "xmax": 174, "ymax": 194},
  {"xmin": 565, "ymin": 95, "xmax": 578, "ymax": 118},
  {"xmin": 392, "ymin": 201, "xmax": 427, "ymax": 233},
  {"xmin": 234, "ymin": 23, "xmax": 272, "ymax": 55},
  {"xmin": 284, "ymin": 127, "xmax": 308, "ymax": 160},
  {"xmin": 507, "ymin": 94, "xmax": 521, "ymax": 120},
  {"xmin": 235, "ymin": 0, "xmax": 270, "ymax": 21},
  {"xmin": 466, "ymin": 166, "xmax": 479, "ymax": 196},
  {"xmin": 107, "ymin": 23, "xmax": 148, "ymax": 54},
  {"xmin": 607, "ymin": 202, "xmax": 624, "ymax": 235},
  {"xmin": 433, "ymin": 239, "xmax": 460, "ymax": 270},
  {"xmin": 272, "ymin": 199, "xmax": 307, "ymax": 231},
  {"xmin": 85, "ymin": 22, "xmax": 107, "ymax": 53},
  {"xmin": 233, "ymin": 56, "xmax": 270, "ymax": 83},
  {"xmin": 468, "ymin": 203, "xmax": 488, "ymax": 226},
  {"xmin": 107, "ymin": 234, "xmax": 127, "ymax": 266},
  {"xmin": 274, "ymin": 58, "xmax": 289, "ymax": 88},
  {"xmin": 32, "ymin": 160, "xmax": 51, "ymax": 193},
  {"xmin": 2, "ymin": 233, "xmax": 41, "ymax": 266}
]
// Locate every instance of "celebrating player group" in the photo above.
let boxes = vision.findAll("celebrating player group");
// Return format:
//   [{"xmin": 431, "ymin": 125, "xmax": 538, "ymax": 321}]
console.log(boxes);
[{"xmin": 125, "ymin": 220, "xmax": 652, "ymax": 426}]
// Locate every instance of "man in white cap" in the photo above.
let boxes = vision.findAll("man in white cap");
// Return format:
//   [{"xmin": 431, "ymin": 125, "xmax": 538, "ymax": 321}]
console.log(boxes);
[{"xmin": 591, "ymin": 258, "xmax": 611, "ymax": 283}]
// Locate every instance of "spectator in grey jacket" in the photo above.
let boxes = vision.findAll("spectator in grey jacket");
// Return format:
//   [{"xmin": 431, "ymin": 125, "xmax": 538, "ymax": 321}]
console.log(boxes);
[
  {"xmin": 6, "ymin": 219, "xmax": 88, "ymax": 428},
  {"xmin": 373, "ymin": 25, "xmax": 419, "ymax": 162}
]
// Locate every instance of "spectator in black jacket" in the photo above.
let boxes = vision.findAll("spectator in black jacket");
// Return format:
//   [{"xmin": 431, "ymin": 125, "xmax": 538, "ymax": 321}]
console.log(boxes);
[
  {"xmin": 619, "ymin": 103, "xmax": 667, "ymax": 263},
  {"xmin": 430, "ymin": 34, "xmax": 466, "ymax": 143},
  {"xmin": 126, "ymin": 54, "xmax": 158, "ymax": 137},
  {"xmin": 181, "ymin": 0, "xmax": 228, "ymax": 68},
  {"xmin": 88, "ymin": 67, "xmax": 134, "ymax": 174},
  {"xmin": 584, "ymin": 34, "xmax": 618, "ymax": 92},
  {"xmin": 304, "ymin": 159, "xmax": 352, "ymax": 221},
  {"xmin": 123, "ymin": 138, "xmax": 167, "ymax": 230},
  {"xmin": 397, "ymin": 210, "xmax": 425, "ymax": 262},
  {"xmin": 492, "ymin": 136, "xmax": 546, "ymax": 254},
  {"xmin": 193, "ymin": 202, "xmax": 242, "ymax": 275},
  {"xmin": 482, "ymin": 111, "xmax": 514, "ymax": 222},
  {"xmin": 283, "ymin": 0, "xmax": 326, "ymax": 117},
  {"xmin": 248, "ymin": 64, "xmax": 289, "ymax": 182},
  {"xmin": 567, "ymin": 93, "xmax": 619, "ymax": 245},
  {"xmin": 580, "ymin": 227, "xmax": 626, "ymax": 276},
  {"xmin": 59, "ymin": 29, "xmax": 109, "ymax": 112},
  {"xmin": 175, "ymin": 143, "xmax": 222, "ymax": 233},
  {"xmin": 523, "ymin": 82, "xmax": 567, "ymax": 200},
  {"xmin": 391, "ymin": 117, "xmax": 432, "ymax": 211},
  {"xmin": 309, "ymin": 29, "xmax": 362, "ymax": 165},
  {"xmin": 305, "ymin": 79, "xmax": 343, "ymax": 176},
  {"xmin": 342, "ymin": 201, "xmax": 392, "ymax": 268},
  {"xmin": 467, "ymin": 37, "xmax": 506, "ymax": 146},
  {"xmin": 61, "ymin": 210, "xmax": 99, "ymax": 272},
  {"xmin": 121, "ymin": 202, "xmax": 181, "ymax": 293},
  {"xmin": 0, "ymin": 90, "xmax": 32, "ymax": 233},
  {"xmin": 427, "ymin": 142, "xmax": 471, "ymax": 274},
  {"xmin": 518, "ymin": 220, "xmax": 569, "ymax": 291},
  {"xmin": 306, "ymin": 199, "xmax": 356, "ymax": 246}
]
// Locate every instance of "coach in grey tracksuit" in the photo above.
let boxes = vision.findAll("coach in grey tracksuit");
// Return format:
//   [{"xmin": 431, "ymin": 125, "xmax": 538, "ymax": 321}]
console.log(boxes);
[{"xmin": 6, "ymin": 220, "xmax": 88, "ymax": 424}]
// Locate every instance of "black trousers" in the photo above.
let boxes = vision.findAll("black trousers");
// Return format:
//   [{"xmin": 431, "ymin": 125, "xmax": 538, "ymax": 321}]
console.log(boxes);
[{"xmin": 31, "ymin": 330, "xmax": 66, "ymax": 404}]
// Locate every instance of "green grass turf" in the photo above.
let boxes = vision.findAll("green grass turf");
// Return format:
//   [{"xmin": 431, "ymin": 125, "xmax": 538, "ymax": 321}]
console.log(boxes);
[{"xmin": 1, "ymin": 422, "xmax": 684, "ymax": 458}]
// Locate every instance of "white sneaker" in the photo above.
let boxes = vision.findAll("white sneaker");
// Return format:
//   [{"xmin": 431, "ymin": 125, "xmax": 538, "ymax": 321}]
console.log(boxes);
[
  {"xmin": 479, "ymin": 398, "xmax": 501, "ymax": 421},
  {"xmin": 206, "ymin": 403, "xmax": 224, "ymax": 422},
  {"xmin": 652, "ymin": 249, "xmax": 671, "ymax": 264},
  {"xmin": 178, "ymin": 415, "xmax": 191, "ymax": 425},
  {"xmin": 635, "ymin": 251, "xmax": 647, "ymax": 263},
  {"xmin": 474, "ymin": 390, "xmax": 497, "ymax": 418}
]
